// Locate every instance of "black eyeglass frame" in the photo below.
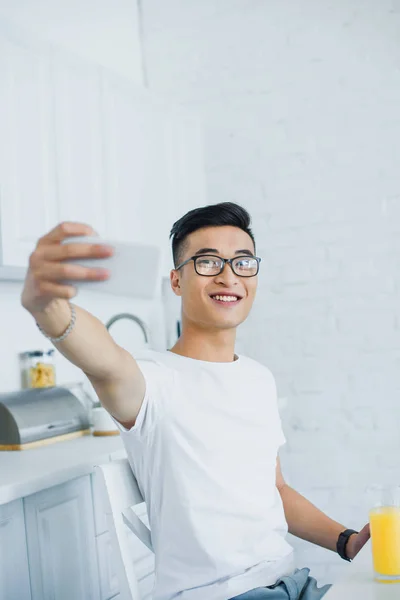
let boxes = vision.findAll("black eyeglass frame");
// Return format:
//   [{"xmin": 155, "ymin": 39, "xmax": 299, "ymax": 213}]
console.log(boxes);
[{"xmin": 175, "ymin": 254, "xmax": 262, "ymax": 277}]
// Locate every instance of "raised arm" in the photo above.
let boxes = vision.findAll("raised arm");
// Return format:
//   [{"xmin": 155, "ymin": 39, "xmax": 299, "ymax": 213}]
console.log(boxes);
[{"xmin": 21, "ymin": 222, "xmax": 145, "ymax": 429}]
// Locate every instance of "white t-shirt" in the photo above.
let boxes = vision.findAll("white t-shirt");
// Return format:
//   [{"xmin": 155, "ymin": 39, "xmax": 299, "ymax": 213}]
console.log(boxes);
[{"xmin": 114, "ymin": 350, "xmax": 294, "ymax": 600}]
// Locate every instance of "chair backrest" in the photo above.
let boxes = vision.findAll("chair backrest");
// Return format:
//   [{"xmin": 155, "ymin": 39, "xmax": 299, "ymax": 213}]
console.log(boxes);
[{"xmin": 94, "ymin": 459, "xmax": 155, "ymax": 600}]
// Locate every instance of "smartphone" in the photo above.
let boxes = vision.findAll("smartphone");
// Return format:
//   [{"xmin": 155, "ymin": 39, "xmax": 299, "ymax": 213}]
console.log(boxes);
[{"xmin": 61, "ymin": 236, "xmax": 161, "ymax": 299}]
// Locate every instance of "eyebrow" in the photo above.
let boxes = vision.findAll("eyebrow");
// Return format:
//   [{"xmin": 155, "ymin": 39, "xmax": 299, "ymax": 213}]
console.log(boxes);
[{"xmin": 193, "ymin": 248, "xmax": 255, "ymax": 256}]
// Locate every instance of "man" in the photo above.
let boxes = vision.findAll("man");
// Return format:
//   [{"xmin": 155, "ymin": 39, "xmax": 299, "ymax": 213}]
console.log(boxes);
[{"xmin": 21, "ymin": 202, "xmax": 370, "ymax": 600}]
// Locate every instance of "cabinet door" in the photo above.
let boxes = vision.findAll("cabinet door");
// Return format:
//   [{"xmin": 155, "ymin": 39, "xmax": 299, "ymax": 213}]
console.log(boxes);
[
  {"xmin": 101, "ymin": 74, "xmax": 171, "ymax": 246},
  {"xmin": 162, "ymin": 109, "xmax": 206, "ymax": 274},
  {"xmin": 91, "ymin": 470, "xmax": 109, "ymax": 536},
  {"xmin": 101, "ymin": 72, "xmax": 206, "ymax": 275},
  {"xmin": 0, "ymin": 25, "xmax": 206, "ymax": 276},
  {"xmin": 52, "ymin": 51, "xmax": 107, "ymax": 236},
  {"xmin": 24, "ymin": 476, "xmax": 100, "ymax": 600},
  {"xmin": 0, "ymin": 499, "xmax": 31, "ymax": 600},
  {"xmin": 0, "ymin": 29, "xmax": 58, "ymax": 268}
]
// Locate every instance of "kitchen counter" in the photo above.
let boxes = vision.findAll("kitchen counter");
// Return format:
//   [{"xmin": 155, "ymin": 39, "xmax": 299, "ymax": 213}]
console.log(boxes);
[
  {"xmin": 0, "ymin": 434, "xmax": 126, "ymax": 505},
  {"xmin": 325, "ymin": 543, "xmax": 399, "ymax": 599},
  {"xmin": 2, "ymin": 436, "xmax": 399, "ymax": 600}
]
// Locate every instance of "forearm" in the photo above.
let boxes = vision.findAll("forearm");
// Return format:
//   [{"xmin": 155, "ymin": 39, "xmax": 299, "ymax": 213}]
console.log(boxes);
[
  {"xmin": 30, "ymin": 299, "xmax": 122, "ymax": 380},
  {"xmin": 279, "ymin": 484, "xmax": 345, "ymax": 552}
]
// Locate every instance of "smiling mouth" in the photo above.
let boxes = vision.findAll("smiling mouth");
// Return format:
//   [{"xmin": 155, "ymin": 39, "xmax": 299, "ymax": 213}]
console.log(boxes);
[{"xmin": 209, "ymin": 294, "xmax": 242, "ymax": 305}]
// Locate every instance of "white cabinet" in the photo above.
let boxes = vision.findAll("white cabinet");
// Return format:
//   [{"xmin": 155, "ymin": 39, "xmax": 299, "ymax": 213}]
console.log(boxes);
[
  {"xmin": 101, "ymin": 74, "xmax": 170, "ymax": 246},
  {"xmin": 52, "ymin": 51, "xmax": 107, "ymax": 237},
  {"xmin": 0, "ymin": 28, "xmax": 58, "ymax": 269},
  {"xmin": 0, "ymin": 462, "xmax": 156, "ymax": 600},
  {"xmin": 162, "ymin": 108, "xmax": 206, "ymax": 273},
  {"xmin": 24, "ymin": 476, "xmax": 100, "ymax": 600},
  {"xmin": 0, "ymin": 499, "xmax": 31, "ymax": 600},
  {"xmin": 101, "ymin": 73, "xmax": 206, "ymax": 275},
  {"xmin": 0, "ymin": 25, "xmax": 206, "ymax": 279},
  {"xmin": 0, "ymin": 30, "xmax": 107, "ymax": 270}
]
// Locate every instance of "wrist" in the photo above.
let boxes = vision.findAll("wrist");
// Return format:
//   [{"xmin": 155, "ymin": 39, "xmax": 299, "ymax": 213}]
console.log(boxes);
[
  {"xmin": 33, "ymin": 300, "xmax": 72, "ymax": 339},
  {"xmin": 337, "ymin": 529, "xmax": 358, "ymax": 561},
  {"xmin": 344, "ymin": 532, "xmax": 359, "ymax": 560}
]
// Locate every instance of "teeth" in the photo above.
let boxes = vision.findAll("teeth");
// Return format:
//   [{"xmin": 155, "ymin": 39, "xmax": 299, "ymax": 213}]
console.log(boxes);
[{"xmin": 213, "ymin": 295, "xmax": 238, "ymax": 302}]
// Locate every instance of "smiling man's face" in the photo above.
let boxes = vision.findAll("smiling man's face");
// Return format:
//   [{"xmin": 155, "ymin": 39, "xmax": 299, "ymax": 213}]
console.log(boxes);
[{"xmin": 171, "ymin": 225, "xmax": 258, "ymax": 331}]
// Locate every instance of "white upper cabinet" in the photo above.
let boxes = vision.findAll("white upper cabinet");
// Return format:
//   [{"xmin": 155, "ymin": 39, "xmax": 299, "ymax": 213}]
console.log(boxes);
[
  {"xmin": 100, "ymin": 72, "xmax": 207, "ymax": 275},
  {"xmin": 101, "ymin": 74, "xmax": 170, "ymax": 245},
  {"xmin": 162, "ymin": 109, "xmax": 207, "ymax": 273},
  {"xmin": 52, "ymin": 51, "xmax": 107, "ymax": 237},
  {"xmin": 0, "ymin": 24, "xmax": 206, "ymax": 280},
  {"xmin": 0, "ymin": 29, "xmax": 58, "ymax": 268}
]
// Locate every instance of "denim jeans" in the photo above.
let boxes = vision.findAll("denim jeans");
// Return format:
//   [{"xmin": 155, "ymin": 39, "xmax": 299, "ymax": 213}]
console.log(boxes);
[{"xmin": 230, "ymin": 568, "xmax": 331, "ymax": 600}]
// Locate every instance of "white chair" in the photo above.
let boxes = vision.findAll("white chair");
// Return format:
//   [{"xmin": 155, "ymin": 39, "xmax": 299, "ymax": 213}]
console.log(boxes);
[{"xmin": 94, "ymin": 458, "xmax": 155, "ymax": 600}]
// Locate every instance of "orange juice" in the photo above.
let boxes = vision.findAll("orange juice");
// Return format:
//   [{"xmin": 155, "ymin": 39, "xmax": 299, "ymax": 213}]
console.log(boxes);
[{"xmin": 369, "ymin": 506, "xmax": 400, "ymax": 579}]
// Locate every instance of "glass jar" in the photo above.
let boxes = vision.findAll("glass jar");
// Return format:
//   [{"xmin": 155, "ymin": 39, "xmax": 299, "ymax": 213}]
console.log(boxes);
[{"xmin": 19, "ymin": 350, "xmax": 56, "ymax": 389}]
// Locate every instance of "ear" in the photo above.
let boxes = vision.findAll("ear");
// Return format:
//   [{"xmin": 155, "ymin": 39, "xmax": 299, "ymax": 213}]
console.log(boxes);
[{"xmin": 170, "ymin": 269, "xmax": 182, "ymax": 297}]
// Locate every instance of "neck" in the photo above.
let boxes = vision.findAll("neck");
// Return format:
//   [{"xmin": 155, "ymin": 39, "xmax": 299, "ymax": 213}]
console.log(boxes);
[{"xmin": 170, "ymin": 318, "xmax": 237, "ymax": 363}]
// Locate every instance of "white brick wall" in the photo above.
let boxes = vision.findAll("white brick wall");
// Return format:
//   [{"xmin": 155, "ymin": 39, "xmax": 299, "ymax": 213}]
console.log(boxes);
[{"xmin": 142, "ymin": 0, "xmax": 400, "ymax": 584}]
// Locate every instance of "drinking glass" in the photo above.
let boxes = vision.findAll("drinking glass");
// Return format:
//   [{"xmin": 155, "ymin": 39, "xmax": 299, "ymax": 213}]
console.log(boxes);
[{"xmin": 369, "ymin": 485, "xmax": 400, "ymax": 583}]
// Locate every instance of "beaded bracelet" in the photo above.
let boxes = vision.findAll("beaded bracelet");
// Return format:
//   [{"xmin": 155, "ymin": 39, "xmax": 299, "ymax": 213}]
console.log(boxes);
[{"xmin": 36, "ymin": 304, "xmax": 76, "ymax": 343}]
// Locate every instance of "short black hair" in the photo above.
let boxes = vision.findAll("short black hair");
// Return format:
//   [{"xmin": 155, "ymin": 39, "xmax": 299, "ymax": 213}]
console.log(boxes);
[{"xmin": 169, "ymin": 202, "xmax": 256, "ymax": 267}]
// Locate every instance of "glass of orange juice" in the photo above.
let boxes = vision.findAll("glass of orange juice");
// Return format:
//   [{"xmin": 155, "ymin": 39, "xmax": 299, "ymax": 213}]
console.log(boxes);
[{"xmin": 369, "ymin": 485, "xmax": 400, "ymax": 583}]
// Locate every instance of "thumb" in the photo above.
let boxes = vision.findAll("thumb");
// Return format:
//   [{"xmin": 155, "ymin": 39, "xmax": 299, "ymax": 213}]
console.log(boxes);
[
  {"xmin": 347, "ymin": 523, "xmax": 371, "ymax": 560},
  {"xmin": 359, "ymin": 523, "xmax": 371, "ymax": 542}
]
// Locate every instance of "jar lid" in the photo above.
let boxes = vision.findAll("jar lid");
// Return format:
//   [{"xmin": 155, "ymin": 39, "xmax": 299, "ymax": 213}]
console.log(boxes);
[
  {"xmin": 20, "ymin": 350, "xmax": 44, "ymax": 358},
  {"xmin": 20, "ymin": 350, "xmax": 55, "ymax": 358}
]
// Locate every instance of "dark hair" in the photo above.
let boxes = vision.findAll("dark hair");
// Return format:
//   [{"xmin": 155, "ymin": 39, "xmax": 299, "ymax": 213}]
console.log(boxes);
[{"xmin": 169, "ymin": 202, "xmax": 256, "ymax": 267}]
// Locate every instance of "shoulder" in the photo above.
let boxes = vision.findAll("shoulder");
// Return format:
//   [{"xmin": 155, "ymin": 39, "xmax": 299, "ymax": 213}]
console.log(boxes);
[
  {"xmin": 136, "ymin": 349, "xmax": 171, "ymax": 366},
  {"xmin": 239, "ymin": 354, "xmax": 276, "ymax": 382},
  {"xmin": 239, "ymin": 355, "xmax": 278, "ymax": 400},
  {"xmin": 135, "ymin": 350, "xmax": 175, "ymax": 383}
]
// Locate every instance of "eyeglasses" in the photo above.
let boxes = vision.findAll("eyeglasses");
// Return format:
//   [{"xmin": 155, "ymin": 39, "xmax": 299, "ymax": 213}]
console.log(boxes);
[{"xmin": 175, "ymin": 254, "xmax": 261, "ymax": 277}]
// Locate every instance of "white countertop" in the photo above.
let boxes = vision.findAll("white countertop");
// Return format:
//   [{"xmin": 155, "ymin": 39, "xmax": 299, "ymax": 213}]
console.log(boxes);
[
  {"xmin": 0, "ymin": 434, "xmax": 126, "ymax": 505},
  {"xmin": 325, "ymin": 543, "xmax": 400, "ymax": 599}
]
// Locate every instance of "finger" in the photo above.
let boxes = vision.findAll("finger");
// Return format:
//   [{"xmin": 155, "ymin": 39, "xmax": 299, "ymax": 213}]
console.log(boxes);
[
  {"xmin": 34, "ymin": 262, "xmax": 110, "ymax": 282},
  {"xmin": 40, "ymin": 242, "xmax": 114, "ymax": 262},
  {"xmin": 360, "ymin": 523, "xmax": 371, "ymax": 540},
  {"xmin": 353, "ymin": 525, "xmax": 371, "ymax": 556},
  {"xmin": 38, "ymin": 222, "xmax": 96, "ymax": 245},
  {"xmin": 37, "ymin": 281, "xmax": 78, "ymax": 300}
]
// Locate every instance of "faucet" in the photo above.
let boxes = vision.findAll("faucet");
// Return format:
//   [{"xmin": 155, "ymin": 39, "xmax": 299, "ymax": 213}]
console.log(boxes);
[{"xmin": 105, "ymin": 313, "xmax": 150, "ymax": 345}]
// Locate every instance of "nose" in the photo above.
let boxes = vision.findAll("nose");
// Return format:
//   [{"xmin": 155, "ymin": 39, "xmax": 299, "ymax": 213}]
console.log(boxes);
[{"xmin": 214, "ymin": 261, "xmax": 239, "ymax": 286}]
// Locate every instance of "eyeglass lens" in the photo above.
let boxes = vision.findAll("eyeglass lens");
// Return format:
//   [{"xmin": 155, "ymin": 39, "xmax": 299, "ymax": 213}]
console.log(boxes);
[{"xmin": 195, "ymin": 256, "xmax": 258, "ymax": 277}]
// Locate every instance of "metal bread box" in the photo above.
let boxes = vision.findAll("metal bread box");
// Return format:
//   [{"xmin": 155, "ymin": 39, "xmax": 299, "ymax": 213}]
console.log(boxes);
[{"xmin": 0, "ymin": 387, "xmax": 90, "ymax": 450}]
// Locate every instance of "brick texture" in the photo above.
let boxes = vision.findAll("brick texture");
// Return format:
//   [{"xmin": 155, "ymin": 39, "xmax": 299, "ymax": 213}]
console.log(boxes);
[{"xmin": 142, "ymin": 0, "xmax": 400, "ymax": 585}]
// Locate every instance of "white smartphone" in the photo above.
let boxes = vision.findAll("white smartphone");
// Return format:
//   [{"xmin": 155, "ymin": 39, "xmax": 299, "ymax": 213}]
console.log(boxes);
[{"xmin": 61, "ymin": 236, "xmax": 161, "ymax": 299}]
